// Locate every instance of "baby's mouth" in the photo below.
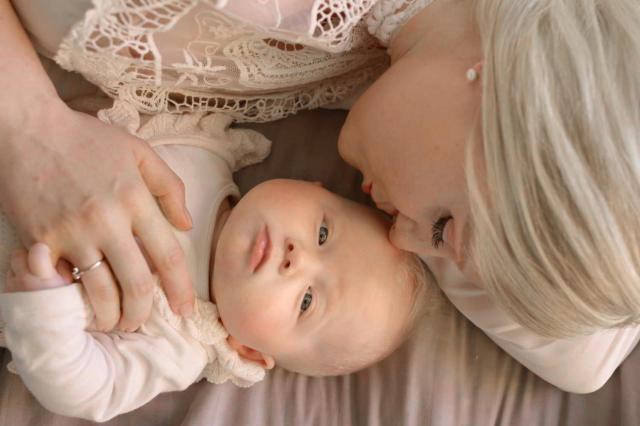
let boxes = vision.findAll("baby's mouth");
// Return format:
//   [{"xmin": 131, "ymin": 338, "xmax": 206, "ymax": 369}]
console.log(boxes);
[{"xmin": 250, "ymin": 225, "xmax": 271, "ymax": 273}]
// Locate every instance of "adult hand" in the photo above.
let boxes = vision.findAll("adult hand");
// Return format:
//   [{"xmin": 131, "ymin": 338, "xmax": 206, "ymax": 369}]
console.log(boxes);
[
  {"xmin": 0, "ymin": 0, "xmax": 193, "ymax": 331},
  {"xmin": 0, "ymin": 99, "xmax": 195, "ymax": 331}
]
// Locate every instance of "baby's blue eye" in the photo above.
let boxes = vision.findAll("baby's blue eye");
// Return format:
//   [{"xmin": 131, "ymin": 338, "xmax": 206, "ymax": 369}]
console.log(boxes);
[
  {"xmin": 300, "ymin": 288, "xmax": 313, "ymax": 313},
  {"xmin": 318, "ymin": 223, "xmax": 329, "ymax": 245}
]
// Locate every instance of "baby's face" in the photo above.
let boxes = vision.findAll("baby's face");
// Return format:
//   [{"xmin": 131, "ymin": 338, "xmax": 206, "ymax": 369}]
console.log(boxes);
[{"xmin": 212, "ymin": 179, "xmax": 415, "ymax": 374}]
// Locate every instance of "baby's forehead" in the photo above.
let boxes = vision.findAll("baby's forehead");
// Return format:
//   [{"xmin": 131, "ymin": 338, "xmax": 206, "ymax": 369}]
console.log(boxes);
[
  {"xmin": 318, "ymin": 277, "xmax": 411, "ymax": 343},
  {"xmin": 303, "ymin": 307, "xmax": 402, "ymax": 373},
  {"xmin": 293, "ymin": 264, "xmax": 416, "ymax": 373}
]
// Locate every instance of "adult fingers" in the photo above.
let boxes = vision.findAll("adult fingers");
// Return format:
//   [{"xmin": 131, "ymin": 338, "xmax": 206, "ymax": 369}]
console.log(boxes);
[
  {"xmin": 102, "ymin": 234, "xmax": 156, "ymax": 332},
  {"xmin": 69, "ymin": 248, "xmax": 121, "ymax": 332},
  {"xmin": 133, "ymin": 209, "xmax": 194, "ymax": 318},
  {"xmin": 55, "ymin": 258, "xmax": 74, "ymax": 283},
  {"xmin": 131, "ymin": 139, "xmax": 192, "ymax": 231}
]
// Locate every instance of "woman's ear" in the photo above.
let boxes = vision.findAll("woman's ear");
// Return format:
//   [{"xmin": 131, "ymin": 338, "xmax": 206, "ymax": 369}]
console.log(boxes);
[{"xmin": 227, "ymin": 335, "xmax": 275, "ymax": 369}]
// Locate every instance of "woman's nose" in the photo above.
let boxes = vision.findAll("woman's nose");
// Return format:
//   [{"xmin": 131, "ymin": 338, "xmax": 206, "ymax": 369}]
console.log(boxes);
[{"xmin": 279, "ymin": 239, "xmax": 300, "ymax": 276}]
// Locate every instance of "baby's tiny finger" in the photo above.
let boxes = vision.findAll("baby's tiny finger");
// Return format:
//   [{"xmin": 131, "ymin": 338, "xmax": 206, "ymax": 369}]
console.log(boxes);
[{"xmin": 27, "ymin": 243, "xmax": 58, "ymax": 279}]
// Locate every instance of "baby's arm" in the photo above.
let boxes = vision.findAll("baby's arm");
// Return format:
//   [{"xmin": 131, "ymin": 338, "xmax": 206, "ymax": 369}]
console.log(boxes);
[{"xmin": 0, "ymin": 244, "xmax": 207, "ymax": 422}]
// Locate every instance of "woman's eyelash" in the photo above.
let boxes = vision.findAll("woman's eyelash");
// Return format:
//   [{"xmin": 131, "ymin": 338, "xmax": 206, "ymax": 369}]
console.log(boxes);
[{"xmin": 431, "ymin": 216, "xmax": 452, "ymax": 249}]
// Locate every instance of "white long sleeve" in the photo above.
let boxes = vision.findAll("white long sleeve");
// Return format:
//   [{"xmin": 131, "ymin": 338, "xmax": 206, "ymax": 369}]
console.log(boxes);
[
  {"xmin": 424, "ymin": 257, "xmax": 640, "ymax": 393},
  {"xmin": 0, "ymin": 284, "xmax": 208, "ymax": 422}
]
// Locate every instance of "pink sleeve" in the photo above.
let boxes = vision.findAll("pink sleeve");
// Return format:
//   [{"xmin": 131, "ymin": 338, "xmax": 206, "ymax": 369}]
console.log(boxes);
[
  {"xmin": 424, "ymin": 257, "xmax": 640, "ymax": 393},
  {"xmin": 0, "ymin": 284, "xmax": 208, "ymax": 421}
]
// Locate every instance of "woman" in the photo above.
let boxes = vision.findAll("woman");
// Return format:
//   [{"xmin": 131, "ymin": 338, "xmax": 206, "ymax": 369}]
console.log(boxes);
[
  {"xmin": 2, "ymin": 0, "xmax": 639, "ymax": 392},
  {"xmin": 338, "ymin": 0, "xmax": 640, "ymax": 392}
]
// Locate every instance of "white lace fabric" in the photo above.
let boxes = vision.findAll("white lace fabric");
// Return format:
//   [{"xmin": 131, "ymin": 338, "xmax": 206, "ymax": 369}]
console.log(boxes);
[
  {"xmin": 98, "ymin": 100, "xmax": 272, "ymax": 170},
  {"xmin": 55, "ymin": 0, "xmax": 389, "ymax": 122},
  {"xmin": 54, "ymin": 0, "xmax": 433, "ymax": 122},
  {"xmin": 367, "ymin": 0, "xmax": 434, "ymax": 46},
  {"xmin": 205, "ymin": 0, "xmax": 378, "ymax": 53},
  {"xmin": 152, "ymin": 285, "xmax": 265, "ymax": 387}
]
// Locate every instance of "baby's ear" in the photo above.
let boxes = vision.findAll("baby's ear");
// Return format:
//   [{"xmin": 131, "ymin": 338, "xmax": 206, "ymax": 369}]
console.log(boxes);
[{"xmin": 227, "ymin": 336, "xmax": 275, "ymax": 369}]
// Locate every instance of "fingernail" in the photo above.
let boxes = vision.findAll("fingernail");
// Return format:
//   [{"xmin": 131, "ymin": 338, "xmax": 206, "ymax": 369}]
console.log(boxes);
[{"xmin": 178, "ymin": 301, "xmax": 193, "ymax": 318}]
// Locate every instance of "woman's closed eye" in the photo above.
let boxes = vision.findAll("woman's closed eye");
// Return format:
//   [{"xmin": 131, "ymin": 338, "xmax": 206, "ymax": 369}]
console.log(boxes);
[
  {"xmin": 300, "ymin": 287, "xmax": 313, "ymax": 315},
  {"xmin": 431, "ymin": 216, "xmax": 452, "ymax": 248},
  {"xmin": 318, "ymin": 222, "xmax": 329, "ymax": 245}
]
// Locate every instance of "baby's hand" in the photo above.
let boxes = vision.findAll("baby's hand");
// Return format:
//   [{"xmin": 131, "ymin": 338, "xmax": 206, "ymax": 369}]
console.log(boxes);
[{"xmin": 5, "ymin": 243, "xmax": 70, "ymax": 293}]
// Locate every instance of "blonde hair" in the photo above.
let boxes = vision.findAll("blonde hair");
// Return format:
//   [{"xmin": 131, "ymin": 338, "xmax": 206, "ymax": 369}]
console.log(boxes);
[
  {"xmin": 403, "ymin": 253, "xmax": 443, "ymax": 334},
  {"xmin": 468, "ymin": 0, "xmax": 640, "ymax": 338}
]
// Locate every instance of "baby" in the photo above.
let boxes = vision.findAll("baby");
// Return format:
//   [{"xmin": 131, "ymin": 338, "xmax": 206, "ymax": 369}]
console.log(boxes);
[{"xmin": 0, "ymin": 106, "xmax": 430, "ymax": 422}]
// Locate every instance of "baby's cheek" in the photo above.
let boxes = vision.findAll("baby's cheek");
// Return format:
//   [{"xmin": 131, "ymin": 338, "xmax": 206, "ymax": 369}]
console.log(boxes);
[{"xmin": 225, "ymin": 305, "xmax": 283, "ymax": 352}]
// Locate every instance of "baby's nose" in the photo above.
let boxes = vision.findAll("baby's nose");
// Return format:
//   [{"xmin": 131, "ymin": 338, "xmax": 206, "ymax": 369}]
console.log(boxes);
[{"xmin": 279, "ymin": 240, "xmax": 298, "ymax": 275}]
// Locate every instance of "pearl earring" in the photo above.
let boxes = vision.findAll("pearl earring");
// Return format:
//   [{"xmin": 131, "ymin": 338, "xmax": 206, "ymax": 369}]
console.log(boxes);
[{"xmin": 466, "ymin": 68, "xmax": 478, "ymax": 82}]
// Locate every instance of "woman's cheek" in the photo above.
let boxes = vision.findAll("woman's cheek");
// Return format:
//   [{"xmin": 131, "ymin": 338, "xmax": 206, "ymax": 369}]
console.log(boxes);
[{"xmin": 390, "ymin": 216, "xmax": 426, "ymax": 255}]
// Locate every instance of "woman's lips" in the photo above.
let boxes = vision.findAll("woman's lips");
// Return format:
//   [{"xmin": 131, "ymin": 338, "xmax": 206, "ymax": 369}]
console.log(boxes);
[{"xmin": 250, "ymin": 225, "xmax": 271, "ymax": 273}]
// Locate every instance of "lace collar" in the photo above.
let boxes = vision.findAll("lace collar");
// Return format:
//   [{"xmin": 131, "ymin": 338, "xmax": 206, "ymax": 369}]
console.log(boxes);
[{"xmin": 366, "ymin": 0, "xmax": 435, "ymax": 46}]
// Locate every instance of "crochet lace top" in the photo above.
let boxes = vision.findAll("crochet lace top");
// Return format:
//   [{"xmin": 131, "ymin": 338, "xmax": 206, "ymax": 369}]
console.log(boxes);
[{"xmin": 55, "ymin": 0, "xmax": 434, "ymax": 122}]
